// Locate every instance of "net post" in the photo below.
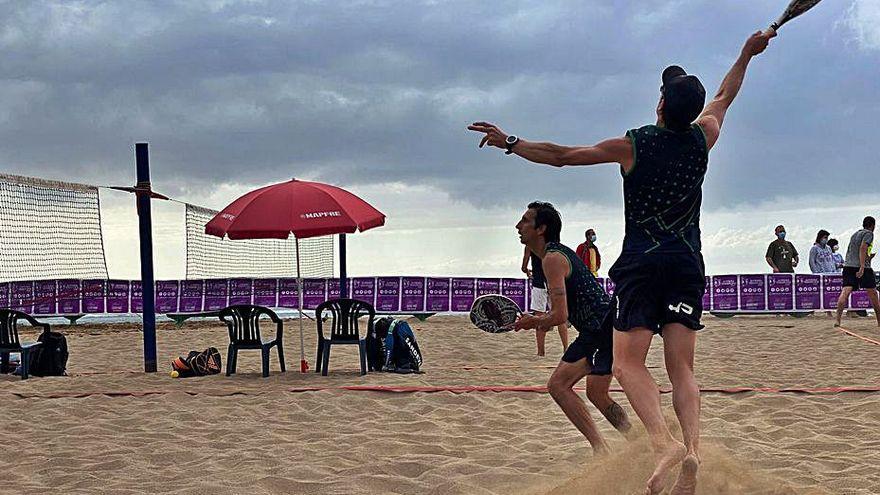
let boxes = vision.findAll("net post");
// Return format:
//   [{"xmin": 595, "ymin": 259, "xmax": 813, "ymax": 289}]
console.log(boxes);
[
  {"xmin": 135, "ymin": 143, "xmax": 158, "ymax": 373},
  {"xmin": 339, "ymin": 233, "xmax": 348, "ymax": 298}
]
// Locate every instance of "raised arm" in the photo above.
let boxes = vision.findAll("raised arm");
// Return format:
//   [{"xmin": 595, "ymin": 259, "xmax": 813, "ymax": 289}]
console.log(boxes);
[
  {"xmin": 467, "ymin": 122, "xmax": 634, "ymax": 173},
  {"xmin": 697, "ymin": 31, "xmax": 775, "ymax": 150}
]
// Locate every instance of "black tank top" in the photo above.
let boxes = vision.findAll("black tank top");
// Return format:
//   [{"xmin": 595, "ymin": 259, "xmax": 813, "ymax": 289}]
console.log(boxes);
[
  {"xmin": 622, "ymin": 123, "xmax": 708, "ymax": 254},
  {"xmin": 544, "ymin": 242, "xmax": 610, "ymax": 334}
]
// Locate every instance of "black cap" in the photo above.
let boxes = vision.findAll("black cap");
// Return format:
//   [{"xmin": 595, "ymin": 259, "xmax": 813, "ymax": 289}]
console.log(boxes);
[{"xmin": 660, "ymin": 65, "xmax": 706, "ymax": 130}]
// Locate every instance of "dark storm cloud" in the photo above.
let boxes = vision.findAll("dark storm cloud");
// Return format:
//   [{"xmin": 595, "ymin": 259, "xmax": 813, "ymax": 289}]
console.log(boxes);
[{"xmin": 0, "ymin": 0, "xmax": 876, "ymax": 208}]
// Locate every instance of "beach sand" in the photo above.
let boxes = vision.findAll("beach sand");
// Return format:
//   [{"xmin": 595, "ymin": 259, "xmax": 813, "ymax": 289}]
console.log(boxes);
[{"xmin": 2, "ymin": 314, "xmax": 879, "ymax": 494}]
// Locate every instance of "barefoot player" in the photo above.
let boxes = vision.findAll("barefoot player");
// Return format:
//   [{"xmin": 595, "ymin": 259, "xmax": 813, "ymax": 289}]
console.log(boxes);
[
  {"xmin": 471, "ymin": 31, "xmax": 775, "ymax": 495},
  {"xmin": 513, "ymin": 201, "xmax": 631, "ymax": 455}
]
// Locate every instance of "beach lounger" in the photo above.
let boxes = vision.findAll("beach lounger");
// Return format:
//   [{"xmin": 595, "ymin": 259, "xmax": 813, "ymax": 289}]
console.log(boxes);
[
  {"xmin": 219, "ymin": 305, "xmax": 286, "ymax": 378},
  {"xmin": 315, "ymin": 298, "xmax": 375, "ymax": 376},
  {"xmin": 0, "ymin": 309, "xmax": 48, "ymax": 380}
]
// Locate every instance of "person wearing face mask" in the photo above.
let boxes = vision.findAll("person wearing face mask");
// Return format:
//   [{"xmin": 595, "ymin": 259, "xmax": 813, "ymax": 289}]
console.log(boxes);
[
  {"xmin": 765, "ymin": 225, "xmax": 799, "ymax": 273},
  {"xmin": 576, "ymin": 229, "xmax": 602, "ymax": 277},
  {"xmin": 828, "ymin": 238, "xmax": 844, "ymax": 273},
  {"xmin": 809, "ymin": 229, "xmax": 836, "ymax": 274}
]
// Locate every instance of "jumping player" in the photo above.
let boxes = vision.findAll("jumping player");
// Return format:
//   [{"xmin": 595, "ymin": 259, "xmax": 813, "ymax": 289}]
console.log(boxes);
[
  {"xmin": 513, "ymin": 201, "xmax": 631, "ymax": 455},
  {"xmin": 471, "ymin": 31, "xmax": 775, "ymax": 495}
]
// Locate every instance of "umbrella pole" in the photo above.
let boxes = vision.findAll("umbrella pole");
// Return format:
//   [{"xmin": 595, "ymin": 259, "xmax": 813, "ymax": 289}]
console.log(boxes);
[{"xmin": 297, "ymin": 238, "xmax": 308, "ymax": 373}]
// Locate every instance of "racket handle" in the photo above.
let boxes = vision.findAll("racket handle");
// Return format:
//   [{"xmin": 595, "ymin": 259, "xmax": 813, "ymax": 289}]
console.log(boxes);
[{"xmin": 763, "ymin": 24, "xmax": 778, "ymax": 36}]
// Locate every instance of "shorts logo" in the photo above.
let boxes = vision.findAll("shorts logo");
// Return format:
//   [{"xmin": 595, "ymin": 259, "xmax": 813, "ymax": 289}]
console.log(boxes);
[
  {"xmin": 668, "ymin": 302, "xmax": 694, "ymax": 315},
  {"xmin": 614, "ymin": 296, "xmax": 620, "ymax": 319}
]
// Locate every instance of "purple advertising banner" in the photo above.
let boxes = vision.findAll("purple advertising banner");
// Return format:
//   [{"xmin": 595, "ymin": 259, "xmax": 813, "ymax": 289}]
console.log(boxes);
[
  {"xmin": 0, "ymin": 282, "xmax": 8, "ymax": 310},
  {"xmin": 501, "ymin": 278, "xmax": 527, "ymax": 312},
  {"xmin": 204, "ymin": 279, "xmax": 229, "ymax": 311},
  {"xmin": 82, "ymin": 279, "xmax": 106, "ymax": 314},
  {"xmin": 352, "ymin": 277, "xmax": 377, "ymax": 306},
  {"xmin": 426, "ymin": 277, "xmax": 450, "ymax": 312},
  {"xmin": 327, "ymin": 278, "xmax": 341, "ymax": 300},
  {"xmin": 130, "ymin": 281, "xmax": 144, "ymax": 313},
  {"xmin": 851, "ymin": 290, "xmax": 872, "ymax": 309},
  {"xmin": 767, "ymin": 274, "xmax": 794, "ymax": 311},
  {"xmin": 180, "ymin": 280, "xmax": 205, "ymax": 313},
  {"xmin": 277, "ymin": 278, "xmax": 300, "ymax": 308},
  {"xmin": 712, "ymin": 275, "xmax": 738, "ymax": 311},
  {"xmin": 10, "ymin": 281, "xmax": 34, "ymax": 314},
  {"xmin": 106, "ymin": 280, "xmax": 130, "ymax": 314},
  {"xmin": 401, "ymin": 277, "xmax": 425, "ymax": 311},
  {"xmin": 738, "ymin": 275, "xmax": 766, "ymax": 311},
  {"xmin": 451, "ymin": 278, "xmax": 476, "ymax": 312},
  {"xmin": 476, "ymin": 278, "xmax": 501, "ymax": 297},
  {"xmin": 303, "ymin": 279, "xmax": 326, "ymax": 310},
  {"xmin": 33, "ymin": 280, "xmax": 57, "ymax": 315},
  {"xmin": 376, "ymin": 277, "xmax": 401, "ymax": 311},
  {"xmin": 228, "ymin": 279, "xmax": 253, "ymax": 306},
  {"xmin": 156, "ymin": 280, "xmax": 180, "ymax": 313},
  {"xmin": 821, "ymin": 274, "xmax": 842, "ymax": 310},
  {"xmin": 253, "ymin": 278, "xmax": 278, "ymax": 307},
  {"xmin": 605, "ymin": 279, "xmax": 616, "ymax": 296},
  {"xmin": 703, "ymin": 276, "xmax": 712, "ymax": 310},
  {"xmin": 795, "ymin": 274, "xmax": 822, "ymax": 310}
]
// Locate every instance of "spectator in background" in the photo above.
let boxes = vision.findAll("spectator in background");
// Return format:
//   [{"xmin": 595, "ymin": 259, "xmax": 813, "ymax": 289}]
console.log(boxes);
[
  {"xmin": 828, "ymin": 238, "xmax": 844, "ymax": 273},
  {"xmin": 576, "ymin": 228, "xmax": 601, "ymax": 277},
  {"xmin": 809, "ymin": 229, "xmax": 836, "ymax": 274},
  {"xmin": 766, "ymin": 224, "xmax": 799, "ymax": 273}
]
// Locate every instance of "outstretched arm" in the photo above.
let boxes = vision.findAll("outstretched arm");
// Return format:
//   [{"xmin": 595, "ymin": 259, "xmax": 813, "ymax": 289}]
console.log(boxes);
[
  {"xmin": 467, "ymin": 122, "xmax": 634, "ymax": 173},
  {"xmin": 697, "ymin": 30, "xmax": 775, "ymax": 150}
]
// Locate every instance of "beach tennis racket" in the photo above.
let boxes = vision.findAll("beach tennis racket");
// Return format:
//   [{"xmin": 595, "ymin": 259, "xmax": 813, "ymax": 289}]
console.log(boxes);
[
  {"xmin": 767, "ymin": 0, "xmax": 823, "ymax": 34},
  {"xmin": 470, "ymin": 294, "xmax": 522, "ymax": 333}
]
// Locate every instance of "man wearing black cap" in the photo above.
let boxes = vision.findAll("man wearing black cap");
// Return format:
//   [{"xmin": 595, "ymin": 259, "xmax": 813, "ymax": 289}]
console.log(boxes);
[{"xmin": 469, "ymin": 30, "xmax": 775, "ymax": 495}]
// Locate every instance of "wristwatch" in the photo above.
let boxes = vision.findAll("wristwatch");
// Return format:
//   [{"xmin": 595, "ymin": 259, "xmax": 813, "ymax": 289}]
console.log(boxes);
[{"xmin": 504, "ymin": 135, "xmax": 519, "ymax": 155}]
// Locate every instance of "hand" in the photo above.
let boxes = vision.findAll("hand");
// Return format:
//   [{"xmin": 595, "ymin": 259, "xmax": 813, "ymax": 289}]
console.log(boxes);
[
  {"xmin": 742, "ymin": 30, "xmax": 775, "ymax": 58},
  {"xmin": 521, "ymin": 266, "xmax": 532, "ymax": 278},
  {"xmin": 792, "ymin": 259, "xmax": 798, "ymax": 267},
  {"xmin": 513, "ymin": 314, "xmax": 539, "ymax": 332},
  {"xmin": 467, "ymin": 122, "xmax": 509, "ymax": 149},
  {"xmin": 857, "ymin": 267, "xmax": 865, "ymax": 279},
  {"xmin": 772, "ymin": 267, "xmax": 780, "ymax": 273}
]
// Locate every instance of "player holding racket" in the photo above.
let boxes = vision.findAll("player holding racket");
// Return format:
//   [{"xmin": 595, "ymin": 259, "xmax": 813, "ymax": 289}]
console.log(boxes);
[
  {"xmin": 513, "ymin": 201, "xmax": 631, "ymax": 455},
  {"xmin": 472, "ymin": 31, "xmax": 775, "ymax": 495}
]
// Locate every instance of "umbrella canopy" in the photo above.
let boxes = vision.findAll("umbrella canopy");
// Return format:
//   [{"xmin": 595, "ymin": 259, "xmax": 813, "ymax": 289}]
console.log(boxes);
[
  {"xmin": 205, "ymin": 179, "xmax": 385, "ymax": 240},
  {"xmin": 204, "ymin": 178, "xmax": 385, "ymax": 373}
]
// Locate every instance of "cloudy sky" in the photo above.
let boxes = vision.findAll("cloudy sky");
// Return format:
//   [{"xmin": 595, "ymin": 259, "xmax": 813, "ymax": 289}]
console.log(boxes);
[{"xmin": 1, "ymin": 0, "xmax": 878, "ymax": 279}]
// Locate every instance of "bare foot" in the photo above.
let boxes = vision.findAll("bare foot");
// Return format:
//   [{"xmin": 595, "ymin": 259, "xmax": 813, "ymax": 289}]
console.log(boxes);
[
  {"xmin": 669, "ymin": 453, "xmax": 700, "ymax": 495},
  {"xmin": 645, "ymin": 441, "xmax": 686, "ymax": 495},
  {"xmin": 833, "ymin": 320, "xmax": 841, "ymax": 328}
]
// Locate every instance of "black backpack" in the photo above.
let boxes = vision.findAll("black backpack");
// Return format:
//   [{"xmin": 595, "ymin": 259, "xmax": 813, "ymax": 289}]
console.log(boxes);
[
  {"xmin": 171, "ymin": 347, "xmax": 222, "ymax": 377},
  {"xmin": 382, "ymin": 320, "xmax": 423, "ymax": 374},
  {"xmin": 366, "ymin": 317, "xmax": 393, "ymax": 372},
  {"xmin": 30, "ymin": 331, "xmax": 69, "ymax": 377}
]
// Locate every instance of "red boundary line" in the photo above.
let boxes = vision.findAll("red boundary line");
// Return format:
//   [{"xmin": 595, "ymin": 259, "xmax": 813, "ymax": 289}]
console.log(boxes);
[
  {"xmin": 7, "ymin": 385, "xmax": 880, "ymax": 400},
  {"xmin": 837, "ymin": 326, "xmax": 880, "ymax": 346}
]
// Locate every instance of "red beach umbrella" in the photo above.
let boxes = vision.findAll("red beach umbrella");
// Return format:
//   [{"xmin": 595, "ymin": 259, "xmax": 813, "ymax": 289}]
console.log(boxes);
[{"xmin": 205, "ymin": 178, "xmax": 385, "ymax": 372}]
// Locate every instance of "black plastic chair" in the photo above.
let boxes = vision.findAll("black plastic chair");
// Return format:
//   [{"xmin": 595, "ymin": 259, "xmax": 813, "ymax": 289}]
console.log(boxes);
[
  {"xmin": 0, "ymin": 309, "xmax": 47, "ymax": 380},
  {"xmin": 315, "ymin": 298, "xmax": 375, "ymax": 376},
  {"xmin": 219, "ymin": 305, "xmax": 285, "ymax": 378}
]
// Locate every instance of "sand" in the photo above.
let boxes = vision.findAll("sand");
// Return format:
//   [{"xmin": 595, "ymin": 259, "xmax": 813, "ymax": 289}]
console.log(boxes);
[{"xmin": 2, "ymin": 314, "xmax": 879, "ymax": 494}]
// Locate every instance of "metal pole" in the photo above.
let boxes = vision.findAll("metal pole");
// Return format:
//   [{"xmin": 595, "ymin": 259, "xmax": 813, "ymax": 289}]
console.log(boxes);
[
  {"xmin": 339, "ymin": 233, "xmax": 347, "ymax": 298},
  {"xmin": 135, "ymin": 143, "xmax": 157, "ymax": 373},
  {"xmin": 297, "ymin": 238, "xmax": 308, "ymax": 373}
]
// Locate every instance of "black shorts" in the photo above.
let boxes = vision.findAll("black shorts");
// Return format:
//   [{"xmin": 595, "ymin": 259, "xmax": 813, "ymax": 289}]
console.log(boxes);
[
  {"xmin": 609, "ymin": 252, "xmax": 706, "ymax": 334},
  {"xmin": 842, "ymin": 267, "xmax": 877, "ymax": 290},
  {"xmin": 561, "ymin": 308, "xmax": 613, "ymax": 376}
]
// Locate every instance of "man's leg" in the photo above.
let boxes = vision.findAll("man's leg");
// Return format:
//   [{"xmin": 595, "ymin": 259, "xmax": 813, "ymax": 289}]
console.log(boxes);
[
  {"xmin": 662, "ymin": 324, "xmax": 700, "ymax": 495},
  {"xmin": 547, "ymin": 359, "xmax": 609, "ymax": 454},
  {"xmin": 866, "ymin": 288, "xmax": 880, "ymax": 326},
  {"xmin": 613, "ymin": 328, "xmax": 684, "ymax": 495},
  {"xmin": 536, "ymin": 328, "xmax": 548, "ymax": 356},
  {"xmin": 835, "ymin": 287, "xmax": 854, "ymax": 326},
  {"xmin": 585, "ymin": 374, "xmax": 631, "ymax": 434},
  {"xmin": 557, "ymin": 322, "xmax": 570, "ymax": 351}
]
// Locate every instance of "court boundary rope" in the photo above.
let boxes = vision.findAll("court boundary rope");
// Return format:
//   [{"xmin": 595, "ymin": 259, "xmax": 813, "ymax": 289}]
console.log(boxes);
[{"xmin": 836, "ymin": 325, "xmax": 880, "ymax": 346}]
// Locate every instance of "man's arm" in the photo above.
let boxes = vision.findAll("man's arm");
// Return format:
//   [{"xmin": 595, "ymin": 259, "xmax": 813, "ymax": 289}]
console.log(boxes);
[
  {"xmin": 791, "ymin": 243, "xmax": 799, "ymax": 267},
  {"xmin": 467, "ymin": 122, "xmax": 634, "ymax": 173},
  {"xmin": 697, "ymin": 31, "xmax": 775, "ymax": 151},
  {"xmin": 514, "ymin": 253, "xmax": 569, "ymax": 331},
  {"xmin": 858, "ymin": 241, "xmax": 869, "ymax": 276},
  {"xmin": 766, "ymin": 244, "xmax": 779, "ymax": 272},
  {"xmin": 521, "ymin": 245, "xmax": 532, "ymax": 278},
  {"xmin": 809, "ymin": 246, "xmax": 820, "ymax": 273}
]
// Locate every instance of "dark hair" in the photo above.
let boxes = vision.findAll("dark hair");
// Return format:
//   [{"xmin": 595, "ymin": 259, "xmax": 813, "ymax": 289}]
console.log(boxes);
[
  {"xmin": 864, "ymin": 216, "xmax": 876, "ymax": 229},
  {"xmin": 527, "ymin": 201, "xmax": 562, "ymax": 243},
  {"xmin": 815, "ymin": 229, "xmax": 830, "ymax": 244},
  {"xmin": 828, "ymin": 238, "xmax": 839, "ymax": 248}
]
